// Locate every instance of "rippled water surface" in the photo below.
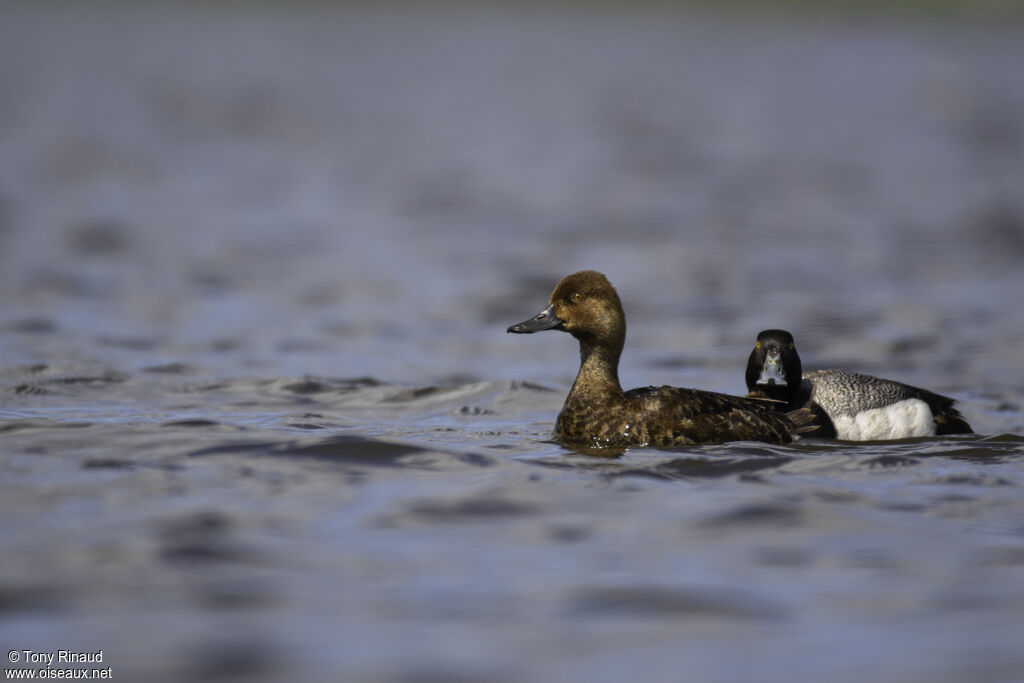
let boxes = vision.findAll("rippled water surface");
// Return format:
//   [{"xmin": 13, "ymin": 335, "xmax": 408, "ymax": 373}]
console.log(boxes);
[{"xmin": 2, "ymin": 5, "xmax": 1024, "ymax": 682}]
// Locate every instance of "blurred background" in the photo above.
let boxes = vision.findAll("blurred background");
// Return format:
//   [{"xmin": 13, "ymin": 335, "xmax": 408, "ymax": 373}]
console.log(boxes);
[
  {"xmin": 2, "ymin": 2, "xmax": 1024, "ymax": 682},
  {"xmin": 2, "ymin": 1, "xmax": 1022, "ymax": 390}
]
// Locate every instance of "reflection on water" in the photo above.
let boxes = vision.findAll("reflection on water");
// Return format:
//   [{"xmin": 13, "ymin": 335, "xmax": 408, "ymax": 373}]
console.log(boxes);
[{"xmin": 1, "ymin": 4, "xmax": 1024, "ymax": 682}]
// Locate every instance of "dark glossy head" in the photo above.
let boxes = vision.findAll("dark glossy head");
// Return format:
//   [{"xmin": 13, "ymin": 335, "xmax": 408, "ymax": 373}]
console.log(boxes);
[
  {"xmin": 745, "ymin": 329, "xmax": 802, "ymax": 402},
  {"xmin": 507, "ymin": 270, "xmax": 626, "ymax": 349}
]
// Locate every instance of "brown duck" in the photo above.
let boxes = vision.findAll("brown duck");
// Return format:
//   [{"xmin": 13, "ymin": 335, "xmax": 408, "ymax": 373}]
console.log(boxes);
[{"xmin": 507, "ymin": 270, "xmax": 809, "ymax": 448}]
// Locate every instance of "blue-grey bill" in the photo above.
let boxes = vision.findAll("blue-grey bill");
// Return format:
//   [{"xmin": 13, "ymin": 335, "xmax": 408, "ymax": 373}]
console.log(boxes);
[
  {"xmin": 507, "ymin": 305, "xmax": 564, "ymax": 333},
  {"xmin": 757, "ymin": 352, "xmax": 787, "ymax": 386}
]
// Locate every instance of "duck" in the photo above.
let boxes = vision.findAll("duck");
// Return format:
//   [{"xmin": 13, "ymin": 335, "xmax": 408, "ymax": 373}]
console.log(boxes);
[
  {"xmin": 507, "ymin": 271, "xmax": 810, "ymax": 448},
  {"xmin": 745, "ymin": 329, "xmax": 973, "ymax": 440}
]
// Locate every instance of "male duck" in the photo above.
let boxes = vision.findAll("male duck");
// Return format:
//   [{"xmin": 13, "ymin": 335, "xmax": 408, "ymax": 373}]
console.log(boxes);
[
  {"xmin": 745, "ymin": 329, "xmax": 973, "ymax": 440},
  {"xmin": 507, "ymin": 271, "xmax": 809, "ymax": 447}
]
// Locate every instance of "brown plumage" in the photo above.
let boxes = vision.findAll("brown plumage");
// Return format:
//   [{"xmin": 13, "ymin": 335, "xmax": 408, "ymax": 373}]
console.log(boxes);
[{"xmin": 507, "ymin": 270, "xmax": 808, "ymax": 448}]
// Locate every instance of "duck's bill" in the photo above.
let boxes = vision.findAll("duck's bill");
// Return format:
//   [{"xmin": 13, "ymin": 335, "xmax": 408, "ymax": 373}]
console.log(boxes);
[
  {"xmin": 757, "ymin": 352, "xmax": 787, "ymax": 386},
  {"xmin": 507, "ymin": 305, "xmax": 564, "ymax": 333}
]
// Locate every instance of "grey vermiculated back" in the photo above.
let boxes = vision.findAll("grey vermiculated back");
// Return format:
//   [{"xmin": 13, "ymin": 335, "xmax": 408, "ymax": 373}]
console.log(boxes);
[{"xmin": 805, "ymin": 369, "xmax": 942, "ymax": 419}]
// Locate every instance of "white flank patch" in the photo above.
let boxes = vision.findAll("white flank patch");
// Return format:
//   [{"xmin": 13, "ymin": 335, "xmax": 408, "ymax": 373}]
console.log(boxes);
[{"xmin": 832, "ymin": 399, "xmax": 936, "ymax": 441}]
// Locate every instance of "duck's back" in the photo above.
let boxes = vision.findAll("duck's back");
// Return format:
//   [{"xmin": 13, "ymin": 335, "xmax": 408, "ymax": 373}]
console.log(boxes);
[
  {"xmin": 556, "ymin": 386, "xmax": 799, "ymax": 447},
  {"xmin": 805, "ymin": 369, "xmax": 971, "ymax": 439}
]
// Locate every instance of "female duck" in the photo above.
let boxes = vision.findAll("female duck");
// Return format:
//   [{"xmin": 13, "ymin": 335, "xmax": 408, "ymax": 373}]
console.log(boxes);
[
  {"xmin": 745, "ymin": 329, "xmax": 972, "ymax": 440},
  {"xmin": 507, "ymin": 271, "xmax": 808, "ymax": 448}
]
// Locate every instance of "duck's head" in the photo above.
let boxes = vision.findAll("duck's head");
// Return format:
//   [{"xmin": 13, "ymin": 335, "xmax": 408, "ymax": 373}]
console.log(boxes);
[
  {"xmin": 507, "ymin": 270, "xmax": 626, "ymax": 349},
  {"xmin": 745, "ymin": 329, "xmax": 802, "ymax": 401}
]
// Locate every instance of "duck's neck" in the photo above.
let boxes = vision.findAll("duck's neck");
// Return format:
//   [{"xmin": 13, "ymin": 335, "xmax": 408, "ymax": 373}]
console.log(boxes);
[
  {"xmin": 568, "ymin": 339, "xmax": 623, "ymax": 398},
  {"xmin": 758, "ymin": 383, "xmax": 796, "ymax": 406}
]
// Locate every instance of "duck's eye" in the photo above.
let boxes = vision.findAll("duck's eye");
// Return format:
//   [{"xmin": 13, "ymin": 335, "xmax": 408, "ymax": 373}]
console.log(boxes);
[
  {"xmin": 571, "ymin": 292, "xmax": 585, "ymax": 303},
  {"xmin": 788, "ymin": 343, "xmax": 794, "ymax": 350},
  {"xmin": 755, "ymin": 341, "xmax": 761, "ymax": 350}
]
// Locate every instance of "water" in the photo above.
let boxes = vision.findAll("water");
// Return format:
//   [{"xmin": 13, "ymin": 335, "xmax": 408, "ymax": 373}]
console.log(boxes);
[{"xmin": 2, "ymin": 4, "xmax": 1024, "ymax": 682}]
